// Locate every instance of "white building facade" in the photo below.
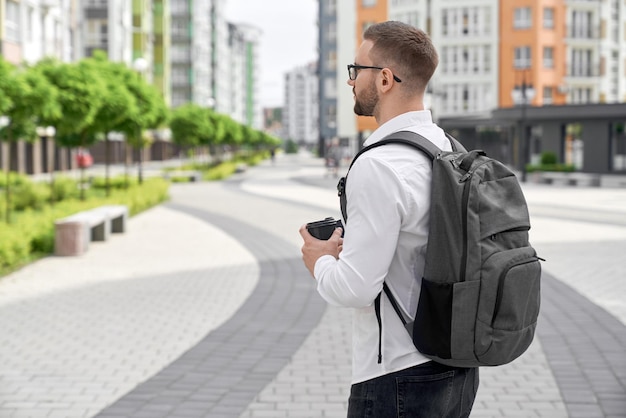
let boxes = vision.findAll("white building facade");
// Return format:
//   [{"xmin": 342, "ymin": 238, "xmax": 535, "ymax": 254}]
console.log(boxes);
[{"xmin": 283, "ymin": 62, "xmax": 319, "ymax": 145}]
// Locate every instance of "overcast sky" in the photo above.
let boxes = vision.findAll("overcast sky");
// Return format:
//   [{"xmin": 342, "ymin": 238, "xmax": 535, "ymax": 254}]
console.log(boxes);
[{"xmin": 224, "ymin": 0, "xmax": 318, "ymax": 108}]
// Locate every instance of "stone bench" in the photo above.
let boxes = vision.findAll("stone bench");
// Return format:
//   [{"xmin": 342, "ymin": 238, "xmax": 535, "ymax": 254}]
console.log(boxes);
[
  {"xmin": 163, "ymin": 171, "xmax": 202, "ymax": 182},
  {"xmin": 55, "ymin": 205, "xmax": 128, "ymax": 256},
  {"xmin": 538, "ymin": 172, "xmax": 600, "ymax": 187}
]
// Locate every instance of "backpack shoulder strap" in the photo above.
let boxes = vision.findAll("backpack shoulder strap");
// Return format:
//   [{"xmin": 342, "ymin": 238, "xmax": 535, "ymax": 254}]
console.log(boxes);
[{"xmin": 339, "ymin": 130, "xmax": 462, "ymax": 222}]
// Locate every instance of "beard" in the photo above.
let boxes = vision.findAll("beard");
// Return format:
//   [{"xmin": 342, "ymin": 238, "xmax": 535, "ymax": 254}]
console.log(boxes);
[{"xmin": 353, "ymin": 82, "xmax": 378, "ymax": 117}]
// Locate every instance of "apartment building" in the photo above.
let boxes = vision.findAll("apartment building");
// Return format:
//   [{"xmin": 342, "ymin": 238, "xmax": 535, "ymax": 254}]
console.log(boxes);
[
  {"xmin": 318, "ymin": 0, "xmax": 339, "ymax": 155},
  {"xmin": 430, "ymin": 1, "xmax": 500, "ymax": 119},
  {"xmin": 283, "ymin": 62, "xmax": 319, "ymax": 146},
  {"xmin": 153, "ymin": 0, "xmax": 171, "ymax": 107},
  {"xmin": 0, "ymin": 0, "xmax": 71, "ymax": 65},
  {"xmin": 227, "ymin": 23, "xmax": 262, "ymax": 129}
]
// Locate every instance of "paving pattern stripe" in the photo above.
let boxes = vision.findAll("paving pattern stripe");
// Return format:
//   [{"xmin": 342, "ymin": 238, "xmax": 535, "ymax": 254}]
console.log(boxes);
[
  {"xmin": 529, "ymin": 205, "xmax": 626, "ymax": 227},
  {"xmin": 538, "ymin": 271, "xmax": 626, "ymax": 417},
  {"xmin": 93, "ymin": 203, "xmax": 327, "ymax": 418}
]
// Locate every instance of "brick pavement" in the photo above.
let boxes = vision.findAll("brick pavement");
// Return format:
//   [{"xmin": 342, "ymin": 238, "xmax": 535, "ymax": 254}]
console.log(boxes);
[{"xmin": 1, "ymin": 152, "xmax": 625, "ymax": 417}]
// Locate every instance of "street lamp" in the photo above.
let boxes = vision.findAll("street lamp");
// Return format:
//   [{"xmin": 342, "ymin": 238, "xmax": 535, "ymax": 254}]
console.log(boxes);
[
  {"xmin": 511, "ymin": 71, "xmax": 536, "ymax": 182},
  {"xmin": 37, "ymin": 126, "xmax": 56, "ymax": 204},
  {"xmin": 1, "ymin": 116, "xmax": 11, "ymax": 174},
  {"xmin": 132, "ymin": 57, "xmax": 149, "ymax": 184}
]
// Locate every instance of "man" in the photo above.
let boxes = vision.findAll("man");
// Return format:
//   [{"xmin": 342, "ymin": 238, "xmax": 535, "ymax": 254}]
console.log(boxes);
[{"xmin": 299, "ymin": 21, "xmax": 479, "ymax": 417}]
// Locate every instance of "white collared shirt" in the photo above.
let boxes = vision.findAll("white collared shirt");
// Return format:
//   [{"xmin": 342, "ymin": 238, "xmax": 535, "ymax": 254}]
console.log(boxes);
[{"xmin": 314, "ymin": 110, "xmax": 452, "ymax": 384}]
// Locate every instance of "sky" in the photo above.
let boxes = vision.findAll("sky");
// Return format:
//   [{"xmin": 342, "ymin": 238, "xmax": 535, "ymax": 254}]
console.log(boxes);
[{"xmin": 224, "ymin": 0, "xmax": 318, "ymax": 108}]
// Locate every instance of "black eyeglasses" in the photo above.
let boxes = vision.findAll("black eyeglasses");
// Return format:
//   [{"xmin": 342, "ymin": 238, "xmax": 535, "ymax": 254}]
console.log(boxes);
[{"xmin": 347, "ymin": 64, "xmax": 402, "ymax": 82}]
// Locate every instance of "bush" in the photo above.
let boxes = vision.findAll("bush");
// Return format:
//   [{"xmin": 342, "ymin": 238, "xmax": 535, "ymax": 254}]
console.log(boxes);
[
  {"xmin": 540, "ymin": 151, "xmax": 558, "ymax": 165},
  {"xmin": 91, "ymin": 175, "xmax": 138, "ymax": 190},
  {"xmin": 526, "ymin": 163, "xmax": 576, "ymax": 173},
  {"xmin": 12, "ymin": 181, "xmax": 50, "ymax": 211},
  {"xmin": 284, "ymin": 139, "xmax": 299, "ymax": 154},
  {"xmin": 51, "ymin": 176, "xmax": 79, "ymax": 202}
]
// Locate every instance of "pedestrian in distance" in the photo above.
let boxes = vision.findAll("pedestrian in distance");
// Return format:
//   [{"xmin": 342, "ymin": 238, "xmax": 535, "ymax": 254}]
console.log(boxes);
[{"xmin": 299, "ymin": 21, "xmax": 479, "ymax": 417}]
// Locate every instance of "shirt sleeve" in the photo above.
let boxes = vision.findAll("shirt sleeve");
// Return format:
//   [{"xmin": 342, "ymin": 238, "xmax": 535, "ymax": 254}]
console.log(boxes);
[{"xmin": 314, "ymin": 155, "xmax": 407, "ymax": 308}]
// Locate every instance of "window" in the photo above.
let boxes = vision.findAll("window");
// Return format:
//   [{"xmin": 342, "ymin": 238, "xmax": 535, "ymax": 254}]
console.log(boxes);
[
  {"xmin": 26, "ymin": 6, "xmax": 35, "ymax": 43},
  {"xmin": 5, "ymin": 1, "xmax": 20, "ymax": 42},
  {"xmin": 514, "ymin": 7, "xmax": 532, "ymax": 29},
  {"xmin": 543, "ymin": 47, "xmax": 554, "ymax": 68},
  {"xmin": 326, "ymin": 50, "xmax": 336, "ymax": 71},
  {"xmin": 325, "ymin": 77, "xmax": 337, "ymax": 99},
  {"xmin": 362, "ymin": 0, "xmax": 377, "ymax": 7},
  {"xmin": 171, "ymin": 20, "xmax": 189, "ymax": 37},
  {"xmin": 326, "ymin": 0, "xmax": 336, "ymax": 15},
  {"xmin": 86, "ymin": 19, "xmax": 108, "ymax": 47},
  {"xmin": 326, "ymin": 22, "xmax": 336, "ymax": 43},
  {"xmin": 543, "ymin": 86, "xmax": 553, "ymax": 104},
  {"xmin": 514, "ymin": 46, "xmax": 531, "ymax": 69},
  {"xmin": 543, "ymin": 8, "xmax": 554, "ymax": 28}
]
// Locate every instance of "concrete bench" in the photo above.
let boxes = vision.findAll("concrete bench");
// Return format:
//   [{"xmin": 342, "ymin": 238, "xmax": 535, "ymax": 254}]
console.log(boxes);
[
  {"xmin": 55, "ymin": 205, "xmax": 128, "ymax": 256},
  {"xmin": 163, "ymin": 171, "xmax": 201, "ymax": 182},
  {"xmin": 539, "ymin": 172, "xmax": 571, "ymax": 186},
  {"xmin": 566, "ymin": 173, "xmax": 601, "ymax": 187},
  {"xmin": 539, "ymin": 172, "xmax": 600, "ymax": 187}
]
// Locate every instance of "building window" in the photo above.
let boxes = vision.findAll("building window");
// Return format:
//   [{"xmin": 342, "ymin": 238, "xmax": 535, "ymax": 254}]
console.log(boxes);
[
  {"xmin": 325, "ymin": 77, "xmax": 337, "ymax": 99},
  {"xmin": 514, "ymin": 46, "xmax": 531, "ymax": 69},
  {"xmin": 543, "ymin": 47, "xmax": 554, "ymax": 68},
  {"xmin": 5, "ymin": 1, "xmax": 20, "ymax": 43},
  {"xmin": 362, "ymin": 0, "xmax": 377, "ymax": 7},
  {"xmin": 326, "ymin": 22, "xmax": 337, "ymax": 43},
  {"xmin": 514, "ymin": 7, "xmax": 532, "ymax": 29},
  {"xmin": 543, "ymin": 8, "xmax": 554, "ymax": 28},
  {"xmin": 86, "ymin": 19, "xmax": 108, "ymax": 47},
  {"xmin": 543, "ymin": 86, "xmax": 553, "ymax": 104},
  {"xmin": 326, "ymin": 0, "xmax": 336, "ymax": 15},
  {"xmin": 326, "ymin": 50, "xmax": 337, "ymax": 71}
]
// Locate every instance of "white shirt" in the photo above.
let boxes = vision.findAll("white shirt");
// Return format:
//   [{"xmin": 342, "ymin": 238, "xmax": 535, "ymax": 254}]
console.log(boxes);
[{"xmin": 314, "ymin": 111, "xmax": 452, "ymax": 384}]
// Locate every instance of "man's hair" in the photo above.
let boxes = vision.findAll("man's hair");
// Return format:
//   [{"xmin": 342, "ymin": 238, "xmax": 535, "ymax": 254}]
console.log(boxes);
[{"xmin": 363, "ymin": 21, "xmax": 438, "ymax": 93}]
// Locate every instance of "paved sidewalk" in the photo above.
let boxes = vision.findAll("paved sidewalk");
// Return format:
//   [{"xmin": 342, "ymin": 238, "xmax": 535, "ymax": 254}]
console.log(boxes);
[{"xmin": 1, "ymin": 151, "xmax": 625, "ymax": 418}]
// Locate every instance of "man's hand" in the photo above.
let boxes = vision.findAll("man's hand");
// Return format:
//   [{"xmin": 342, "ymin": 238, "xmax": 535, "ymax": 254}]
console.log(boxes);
[{"xmin": 299, "ymin": 225, "xmax": 343, "ymax": 278}]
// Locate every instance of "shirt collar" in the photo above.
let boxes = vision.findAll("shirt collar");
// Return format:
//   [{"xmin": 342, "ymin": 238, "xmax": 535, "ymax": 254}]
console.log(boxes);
[{"xmin": 363, "ymin": 110, "xmax": 434, "ymax": 147}]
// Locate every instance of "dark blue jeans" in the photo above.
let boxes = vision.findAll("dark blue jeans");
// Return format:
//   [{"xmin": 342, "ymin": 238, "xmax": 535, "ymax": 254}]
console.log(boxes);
[{"xmin": 347, "ymin": 361, "xmax": 479, "ymax": 418}]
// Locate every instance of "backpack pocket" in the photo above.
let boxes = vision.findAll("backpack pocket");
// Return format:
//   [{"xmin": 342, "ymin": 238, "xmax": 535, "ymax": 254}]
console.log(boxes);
[
  {"xmin": 413, "ymin": 278, "xmax": 480, "ymax": 362},
  {"xmin": 475, "ymin": 246, "xmax": 541, "ymax": 365}
]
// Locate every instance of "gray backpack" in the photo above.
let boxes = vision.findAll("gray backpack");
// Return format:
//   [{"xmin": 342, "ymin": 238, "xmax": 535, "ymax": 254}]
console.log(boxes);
[{"xmin": 338, "ymin": 130, "xmax": 542, "ymax": 368}]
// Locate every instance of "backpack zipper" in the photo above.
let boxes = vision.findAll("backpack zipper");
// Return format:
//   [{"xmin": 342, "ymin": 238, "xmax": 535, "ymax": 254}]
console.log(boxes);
[{"xmin": 459, "ymin": 159, "xmax": 492, "ymax": 282}]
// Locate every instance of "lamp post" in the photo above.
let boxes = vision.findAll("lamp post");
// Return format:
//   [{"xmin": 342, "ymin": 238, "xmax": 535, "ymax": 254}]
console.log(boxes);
[
  {"xmin": 511, "ymin": 71, "xmax": 535, "ymax": 182},
  {"xmin": 133, "ymin": 57, "xmax": 148, "ymax": 184},
  {"xmin": 46, "ymin": 126, "xmax": 56, "ymax": 203},
  {"xmin": 0, "ymin": 116, "xmax": 11, "ymax": 223}
]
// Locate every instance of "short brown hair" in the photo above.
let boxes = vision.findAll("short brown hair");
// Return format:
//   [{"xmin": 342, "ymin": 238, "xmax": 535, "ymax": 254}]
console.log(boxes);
[{"xmin": 363, "ymin": 21, "xmax": 438, "ymax": 93}]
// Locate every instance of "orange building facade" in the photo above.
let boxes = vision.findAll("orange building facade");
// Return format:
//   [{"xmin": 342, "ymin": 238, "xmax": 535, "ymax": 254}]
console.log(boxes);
[
  {"xmin": 355, "ymin": 0, "xmax": 388, "ymax": 135},
  {"xmin": 499, "ymin": 0, "xmax": 567, "ymax": 108}
]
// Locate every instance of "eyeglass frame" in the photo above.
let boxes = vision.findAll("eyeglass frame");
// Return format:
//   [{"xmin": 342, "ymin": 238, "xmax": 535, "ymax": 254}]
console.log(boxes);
[{"xmin": 347, "ymin": 64, "xmax": 402, "ymax": 83}]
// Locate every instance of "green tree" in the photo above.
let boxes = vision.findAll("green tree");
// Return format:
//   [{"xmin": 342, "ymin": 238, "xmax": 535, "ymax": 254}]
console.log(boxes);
[
  {"xmin": 24, "ymin": 61, "xmax": 62, "ymax": 204},
  {"xmin": 37, "ymin": 59, "xmax": 106, "ymax": 199},
  {"xmin": 124, "ymin": 66, "xmax": 168, "ymax": 184},
  {"xmin": 83, "ymin": 51, "xmax": 138, "ymax": 195},
  {"xmin": 170, "ymin": 103, "xmax": 211, "ymax": 161},
  {"xmin": 0, "ymin": 57, "xmax": 59, "ymax": 222}
]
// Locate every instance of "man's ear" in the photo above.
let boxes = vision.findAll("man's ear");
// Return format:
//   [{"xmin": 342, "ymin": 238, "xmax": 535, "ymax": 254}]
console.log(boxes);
[{"xmin": 379, "ymin": 69, "xmax": 394, "ymax": 92}]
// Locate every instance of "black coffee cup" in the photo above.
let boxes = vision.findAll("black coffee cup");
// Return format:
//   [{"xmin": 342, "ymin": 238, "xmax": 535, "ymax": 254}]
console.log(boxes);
[{"xmin": 306, "ymin": 217, "xmax": 344, "ymax": 240}]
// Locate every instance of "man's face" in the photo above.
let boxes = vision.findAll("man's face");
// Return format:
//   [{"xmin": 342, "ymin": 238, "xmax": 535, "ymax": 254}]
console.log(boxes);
[{"xmin": 350, "ymin": 40, "xmax": 378, "ymax": 117}]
